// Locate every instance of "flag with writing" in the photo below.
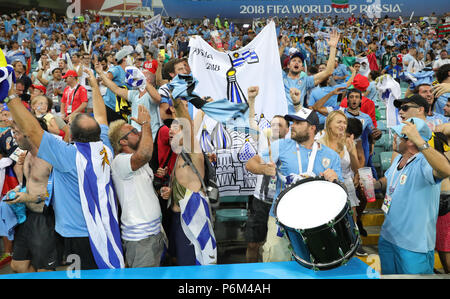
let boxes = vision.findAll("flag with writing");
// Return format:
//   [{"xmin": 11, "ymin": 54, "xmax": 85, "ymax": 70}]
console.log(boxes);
[{"xmin": 144, "ymin": 14, "xmax": 165, "ymax": 42}]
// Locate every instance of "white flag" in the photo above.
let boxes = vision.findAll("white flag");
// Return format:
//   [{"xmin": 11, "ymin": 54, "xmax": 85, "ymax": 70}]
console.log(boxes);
[
  {"xmin": 188, "ymin": 21, "xmax": 287, "ymax": 197},
  {"xmin": 188, "ymin": 21, "xmax": 287, "ymax": 121},
  {"xmin": 144, "ymin": 14, "xmax": 165, "ymax": 42}
]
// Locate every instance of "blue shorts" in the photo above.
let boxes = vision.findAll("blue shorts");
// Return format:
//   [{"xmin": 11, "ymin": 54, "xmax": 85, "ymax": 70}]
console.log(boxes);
[{"xmin": 378, "ymin": 236, "xmax": 435, "ymax": 275}]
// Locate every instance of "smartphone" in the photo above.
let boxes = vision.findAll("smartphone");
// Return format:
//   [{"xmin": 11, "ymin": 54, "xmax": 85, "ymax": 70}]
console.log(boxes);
[{"xmin": 159, "ymin": 44, "xmax": 165, "ymax": 57}]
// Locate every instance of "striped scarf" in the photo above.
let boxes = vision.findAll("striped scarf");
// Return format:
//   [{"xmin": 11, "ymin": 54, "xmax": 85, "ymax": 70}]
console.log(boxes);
[
  {"xmin": 75, "ymin": 141, "xmax": 124, "ymax": 269},
  {"xmin": 178, "ymin": 189, "xmax": 217, "ymax": 265}
]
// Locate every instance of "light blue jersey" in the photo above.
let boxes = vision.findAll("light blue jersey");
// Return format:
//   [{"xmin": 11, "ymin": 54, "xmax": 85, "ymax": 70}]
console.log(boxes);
[
  {"xmin": 381, "ymin": 154, "xmax": 441, "ymax": 253},
  {"xmin": 283, "ymin": 73, "xmax": 315, "ymax": 115},
  {"xmin": 261, "ymin": 139, "xmax": 343, "ymax": 218},
  {"xmin": 128, "ymin": 90, "xmax": 161, "ymax": 138},
  {"xmin": 37, "ymin": 125, "xmax": 113, "ymax": 238}
]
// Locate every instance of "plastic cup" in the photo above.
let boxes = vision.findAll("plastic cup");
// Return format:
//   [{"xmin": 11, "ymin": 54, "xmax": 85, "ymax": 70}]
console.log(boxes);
[{"xmin": 358, "ymin": 167, "xmax": 376, "ymax": 203}]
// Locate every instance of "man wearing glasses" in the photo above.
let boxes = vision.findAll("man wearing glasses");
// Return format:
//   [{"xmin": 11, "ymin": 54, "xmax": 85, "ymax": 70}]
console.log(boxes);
[
  {"xmin": 108, "ymin": 105, "xmax": 164, "ymax": 268},
  {"xmin": 365, "ymin": 117, "xmax": 450, "ymax": 274}
]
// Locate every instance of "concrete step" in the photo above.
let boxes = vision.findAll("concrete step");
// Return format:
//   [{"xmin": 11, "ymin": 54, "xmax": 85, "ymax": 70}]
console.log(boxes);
[
  {"xmin": 361, "ymin": 208, "xmax": 385, "ymax": 227},
  {"xmin": 366, "ymin": 198, "xmax": 383, "ymax": 209},
  {"xmin": 361, "ymin": 225, "xmax": 381, "ymax": 246}
]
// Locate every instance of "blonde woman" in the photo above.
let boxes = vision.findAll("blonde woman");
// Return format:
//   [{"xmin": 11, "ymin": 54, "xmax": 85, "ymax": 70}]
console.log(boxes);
[{"xmin": 318, "ymin": 110, "xmax": 367, "ymax": 255}]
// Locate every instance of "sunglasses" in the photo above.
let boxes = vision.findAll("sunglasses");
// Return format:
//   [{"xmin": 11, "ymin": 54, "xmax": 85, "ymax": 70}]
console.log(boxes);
[
  {"xmin": 399, "ymin": 104, "xmax": 420, "ymax": 112},
  {"xmin": 120, "ymin": 128, "xmax": 138, "ymax": 141}
]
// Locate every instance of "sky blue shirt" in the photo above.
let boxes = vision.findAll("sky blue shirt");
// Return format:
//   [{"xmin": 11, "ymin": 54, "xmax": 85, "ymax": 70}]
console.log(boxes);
[
  {"xmin": 332, "ymin": 64, "xmax": 349, "ymax": 84},
  {"xmin": 283, "ymin": 73, "xmax": 315, "ymax": 115},
  {"xmin": 381, "ymin": 154, "xmax": 441, "ymax": 253},
  {"xmin": 365, "ymin": 81, "xmax": 378, "ymax": 102},
  {"xmin": 37, "ymin": 125, "xmax": 113, "ymax": 238},
  {"xmin": 128, "ymin": 90, "xmax": 161, "ymax": 138},
  {"xmin": 434, "ymin": 93, "xmax": 450, "ymax": 116},
  {"xmin": 104, "ymin": 65, "xmax": 127, "ymax": 110},
  {"xmin": 426, "ymin": 113, "xmax": 448, "ymax": 128},
  {"xmin": 308, "ymin": 83, "xmax": 347, "ymax": 125},
  {"xmin": 261, "ymin": 139, "xmax": 343, "ymax": 218}
]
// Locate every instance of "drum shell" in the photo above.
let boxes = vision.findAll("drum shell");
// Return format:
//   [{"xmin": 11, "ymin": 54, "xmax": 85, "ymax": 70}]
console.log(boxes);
[
  {"xmin": 284, "ymin": 203, "xmax": 359, "ymax": 270},
  {"xmin": 274, "ymin": 178, "xmax": 360, "ymax": 270}
]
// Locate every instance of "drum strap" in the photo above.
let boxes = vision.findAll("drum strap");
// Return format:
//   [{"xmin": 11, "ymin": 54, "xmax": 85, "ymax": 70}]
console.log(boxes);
[
  {"xmin": 278, "ymin": 142, "xmax": 320, "ymax": 185},
  {"xmin": 296, "ymin": 142, "xmax": 319, "ymax": 176}
]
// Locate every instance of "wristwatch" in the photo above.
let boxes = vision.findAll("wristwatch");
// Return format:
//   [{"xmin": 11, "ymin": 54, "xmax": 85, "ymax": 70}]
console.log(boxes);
[
  {"xmin": 418, "ymin": 142, "xmax": 430, "ymax": 151},
  {"xmin": 4, "ymin": 94, "xmax": 18, "ymax": 104}
]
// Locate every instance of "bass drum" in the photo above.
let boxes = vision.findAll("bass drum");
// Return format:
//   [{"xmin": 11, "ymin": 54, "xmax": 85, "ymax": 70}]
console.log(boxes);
[{"xmin": 274, "ymin": 177, "xmax": 360, "ymax": 270}]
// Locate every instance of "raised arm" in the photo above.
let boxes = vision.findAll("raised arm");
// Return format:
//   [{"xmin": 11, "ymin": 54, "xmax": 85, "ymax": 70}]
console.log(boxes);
[
  {"xmin": 85, "ymin": 67, "xmax": 107, "ymax": 126},
  {"xmin": 156, "ymin": 53, "xmax": 168, "ymax": 87},
  {"xmin": 6, "ymin": 88, "xmax": 44, "ymax": 148},
  {"xmin": 314, "ymin": 30, "xmax": 340, "ymax": 86},
  {"xmin": 289, "ymin": 87, "xmax": 302, "ymax": 112},
  {"xmin": 145, "ymin": 82, "xmax": 161, "ymax": 104},
  {"xmin": 402, "ymin": 121, "xmax": 450, "ymax": 179},
  {"xmin": 129, "ymin": 105, "xmax": 153, "ymax": 171},
  {"xmin": 95, "ymin": 62, "xmax": 128, "ymax": 100},
  {"xmin": 311, "ymin": 86, "xmax": 346, "ymax": 116},
  {"xmin": 247, "ymin": 86, "xmax": 259, "ymax": 133}
]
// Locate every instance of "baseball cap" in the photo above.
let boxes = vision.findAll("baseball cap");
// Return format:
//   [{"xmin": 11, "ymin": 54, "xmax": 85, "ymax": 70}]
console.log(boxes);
[
  {"xmin": 350, "ymin": 74, "xmax": 370, "ymax": 92},
  {"xmin": 32, "ymin": 84, "xmax": 46, "ymax": 94},
  {"xmin": 290, "ymin": 52, "xmax": 304, "ymax": 62},
  {"xmin": 62, "ymin": 69, "xmax": 78, "ymax": 79},
  {"xmin": 390, "ymin": 117, "xmax": 432, "ymax": 142},
  {"xmin": 115, "ymin": 49, "xmax": 128, "ymax": 62},
  {"xmin": 393, "ymin": 94, "xmax": 429, "ymax": 111},
  {"xmin": 285, "ymin": 107, "xmax": 319, "ymax": 127}
]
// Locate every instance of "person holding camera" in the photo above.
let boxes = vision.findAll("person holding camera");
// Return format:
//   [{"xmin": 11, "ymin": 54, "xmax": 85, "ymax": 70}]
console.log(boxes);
[{"xmin": 109, "ymin": 105, "xmax": 165, "ymax": 268}]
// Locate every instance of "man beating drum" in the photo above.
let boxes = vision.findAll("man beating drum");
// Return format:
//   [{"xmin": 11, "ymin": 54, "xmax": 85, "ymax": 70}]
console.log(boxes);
[{"xmin": 246, "ymin": 108, "xmax": 344, "ymax": 263}]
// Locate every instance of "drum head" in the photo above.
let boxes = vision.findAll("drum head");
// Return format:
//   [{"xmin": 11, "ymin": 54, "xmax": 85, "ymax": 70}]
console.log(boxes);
[{"xmin": 276, "ymin": 179, "xmax": 347, "ymax": 230}]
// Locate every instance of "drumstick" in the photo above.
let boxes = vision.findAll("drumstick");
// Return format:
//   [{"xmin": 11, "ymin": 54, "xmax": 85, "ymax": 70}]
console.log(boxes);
[{"xmin": 263, "ymin": 128, "xmax": 273, "ymax": 163}]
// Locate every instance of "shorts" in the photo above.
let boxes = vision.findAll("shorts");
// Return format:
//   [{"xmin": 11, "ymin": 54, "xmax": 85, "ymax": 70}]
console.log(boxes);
[
  {"xmin": 63, "ymin": 236, "xmax": 98, "ymax": 270},
  {"xmin": 168, "ymin": 211, "xmax": 196, "ymax": 266},
  {"xmin": 436, "ymin": 212, "xmax": 450, "ymax": 252},
  {"xmin": 12, "ymin": 210, "xmax": 61, "ymax": 270},
  {"xmin": 123, "ymin": 232, "xmax": 165, "ymax": 268},
  {"xmin": 378, "ymin": 236, "xmax": 435, "ymax": 275},
  {"xmin": 245, "ymin": 197, "xmax": 272, "ymax": 243},
  {"xmin": 261, "ymin": 216, "xmax": 292, "ymax": 263}
]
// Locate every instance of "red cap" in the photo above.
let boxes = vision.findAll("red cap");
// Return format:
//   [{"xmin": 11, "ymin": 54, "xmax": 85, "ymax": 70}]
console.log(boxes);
[
  {"xmin": 62, "ymin": 70, "xmax": 78, "ymax": 79},
  {"xmin": 32, "ymin": 84, "xmax": 47, "ymax": 94},
  {"xmin": 351, "ymin": 74, "xmax": 370, "ymax": 92}
]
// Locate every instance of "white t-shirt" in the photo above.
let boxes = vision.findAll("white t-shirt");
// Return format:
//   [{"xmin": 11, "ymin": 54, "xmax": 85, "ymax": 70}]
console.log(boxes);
[
  {"xmin": 433, "ymin": 58, "xmax": 450, "ymax": 70},
  {"xmin": 111, "ymin": 153, "xmax": 162, "ymax": 241}
]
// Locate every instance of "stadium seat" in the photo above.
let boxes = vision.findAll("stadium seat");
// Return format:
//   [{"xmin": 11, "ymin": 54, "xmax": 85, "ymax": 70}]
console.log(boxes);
[
  {"xmin": 380, "ymin": 152, "xmax": 393, "ymax": 173},
  {"xmin": 214, "ymin": 196, "xmax": 249, "ymax": 258},
  {"xmin": 377, "ymin": 120, "xmax": 387, "ymax": 132}
]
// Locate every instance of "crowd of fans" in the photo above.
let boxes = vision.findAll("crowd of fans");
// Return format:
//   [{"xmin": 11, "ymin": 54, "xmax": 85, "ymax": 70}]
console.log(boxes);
[{"xmin": 0, "ymin": 7, "xmax": 449, "ymax": 276}]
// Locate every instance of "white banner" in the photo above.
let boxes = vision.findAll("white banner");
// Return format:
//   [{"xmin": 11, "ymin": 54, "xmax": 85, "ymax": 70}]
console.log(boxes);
[{"xmin": 188, "ymin": 21, "xmax": 287, "ymax": 197}]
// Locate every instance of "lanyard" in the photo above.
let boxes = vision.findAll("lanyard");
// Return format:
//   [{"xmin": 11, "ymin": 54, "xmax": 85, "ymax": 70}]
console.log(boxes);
[
  {"xmin": 296, "ymin": 142, "xmax": 319, "ymax": 176},
  {"xmin": 68, "ymin": 84, "xmax": 80, "ymax": 107},
  {"xmin": 387, "ymin": 154, "xmax": 418, "ymax": 195}
]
